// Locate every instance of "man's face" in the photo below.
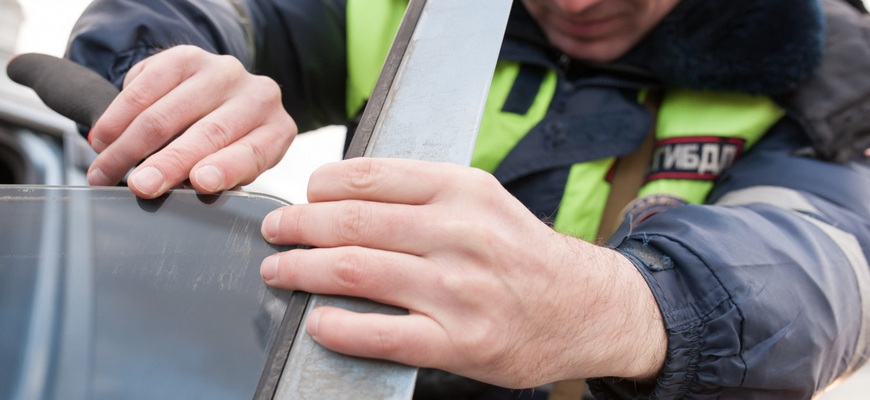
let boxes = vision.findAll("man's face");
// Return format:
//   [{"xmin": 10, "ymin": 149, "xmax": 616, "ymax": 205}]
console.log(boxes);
[{"xmin": 522, "ymin": 0, "xmax": 681, "ymax": 62}]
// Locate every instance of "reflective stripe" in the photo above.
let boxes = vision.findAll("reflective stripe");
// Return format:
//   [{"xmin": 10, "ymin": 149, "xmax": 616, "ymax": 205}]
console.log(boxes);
[
  {"xmin": 346, "ymin": 0, "xmax": 408, "ymax": 118},
  {"xmin": 553, "ymin": 90, "xmax": 781, "ymax": 240},
  {"xmin": 553, "ymin": 158, "xmax": 613, "ymax": 241},
  {"xmin": 657, "ymin": 89, "xmax": 784, "ymax": 142},
  {"xmin": 716, "ymin": 186, "xmax": 870, "ymax": 374},
  {"xmin": 345, "ymin": 5, "xmax": 782, "ymax": 240},
  {"xmin": 638, "ymin": 89, "xmax": 784, "ymax": 203},
  {"xmin": 471, "ymin": 62, "xmax": 557, "ymax": 173}
]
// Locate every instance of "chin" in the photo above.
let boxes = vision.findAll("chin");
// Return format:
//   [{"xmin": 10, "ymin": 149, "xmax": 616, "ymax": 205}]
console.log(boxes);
[
  {"xmin": 561, "ymin": 43, "xmax": 626, "ymax": 63},
  {"xmin": 549, "ymin": 33, "xmax": 631, "ymax": 63}
]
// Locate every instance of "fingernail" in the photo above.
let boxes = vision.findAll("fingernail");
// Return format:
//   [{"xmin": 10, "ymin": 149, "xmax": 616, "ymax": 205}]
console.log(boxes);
[
  {"xmin": 261, "ymin": 255, "xmax": 279, "ymax": 281},
  {"xmin": 90, "ymin": 135, "xmax": 106, "ymax": 153},
  {"xmin": 88, "ymin": 168, "xmax": 111, "ymax": 186},
  {"xmin": 262, "ymin": 210, "xmax": 283, "ymax": 241},
  {"xmin": 130, "ymin": 166, "xmax": 164, "ymax": 196},
  {"xmin": 306, "ymin": 308, "xmax": 322, "ymax": 338},
  {"xmin": 195, "ymin": 165, "xmax": 224, "ymax": 192}
]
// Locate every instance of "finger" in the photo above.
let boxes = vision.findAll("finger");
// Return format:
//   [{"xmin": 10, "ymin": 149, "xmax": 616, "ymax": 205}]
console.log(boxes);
[
  {"xmin": 89, "ymin": 50, "xmax": 197, "ymax": 153},
  {"xmin": 87, "ymin": 50, "xmax": 248, "ymax": 188},
  {"xmin": 189, "ymin": 113, "xmax": 296, "ymax": 193},
  {"xmin": 123, "ymin": 88, "xmax": 282, "ymax": 197},
  {"xmin": 307, "ymin": 157, "xmax": 480, "ymax": 205},
  {"xmin": 305, "ymin": 306, "xmax": 450, "ymax": 370},
  {"xmin": 261, "ymin": 201, "xmax": 444, "ymax": 254},
  {"xmin": 261, "ymin": 246, "xmax": 437, "ymax": 309},
  {"xmin": 86, "ymin": 76, "xmax": 224, "ymax": 188}
]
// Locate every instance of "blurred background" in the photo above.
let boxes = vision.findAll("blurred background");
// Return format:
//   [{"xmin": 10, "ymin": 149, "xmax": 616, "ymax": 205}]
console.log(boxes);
[{"xmin": 2, "ymin": 0, "xmax": 870, "ymax": 398}]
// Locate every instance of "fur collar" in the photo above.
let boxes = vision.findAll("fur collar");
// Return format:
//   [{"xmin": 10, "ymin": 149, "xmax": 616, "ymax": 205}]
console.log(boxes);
[
  {"xmin": 625, "ymin": 0, "xmax": 825, "ymax": 96},
  {"xmin": 506, "ymin": 0, "xmax": 826, "ymax": 96}
]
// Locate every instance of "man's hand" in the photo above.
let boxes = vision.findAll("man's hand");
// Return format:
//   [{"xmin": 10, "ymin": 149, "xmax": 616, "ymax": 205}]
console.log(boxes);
[
  {"xmin": 260, "ymin": 158, "xmax": 667, "ymax": 388},
  {"xmin": 86, "ymin": 45, "xmax": 297, "ymax": 198}
]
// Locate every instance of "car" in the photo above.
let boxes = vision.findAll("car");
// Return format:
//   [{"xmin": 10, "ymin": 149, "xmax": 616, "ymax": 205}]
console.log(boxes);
[{"xmin": 0, "ymin": 1, "xmax": 414, "ymax": 398}]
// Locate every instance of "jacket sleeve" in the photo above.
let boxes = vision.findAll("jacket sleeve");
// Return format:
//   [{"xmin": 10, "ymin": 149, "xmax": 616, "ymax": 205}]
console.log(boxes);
[
  {"xmin": 65, "ymin": 0, "xmax": 349, "ymax": 132},
  {"xmin": 785, "ymin": 0, "xmax": 870, "ymax": 163},
  {"xmin": 588, "ymin": 118, "xmax": 870, "ymax": 399}
]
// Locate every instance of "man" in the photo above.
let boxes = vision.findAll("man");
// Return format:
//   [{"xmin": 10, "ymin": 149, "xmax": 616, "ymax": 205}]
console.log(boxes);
[{"xmin": 65, "ymin": 0, "xmax": 870, "ymax": 398}]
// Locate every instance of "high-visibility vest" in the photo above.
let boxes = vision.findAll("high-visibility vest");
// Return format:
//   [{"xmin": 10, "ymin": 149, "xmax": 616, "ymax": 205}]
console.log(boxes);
[{"xmin": 346, "ymin": 0, "xmax": 782, "ymax": 242}]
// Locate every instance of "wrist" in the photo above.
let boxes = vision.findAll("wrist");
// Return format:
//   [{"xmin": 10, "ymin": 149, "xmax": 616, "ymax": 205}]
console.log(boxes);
[
  {"xmin": 605, "ymin": 246, "xmax": 667, "ymax": 380},
  {"xmin": 578, "ymin": 244, "xmax": 667, "ymax": 381},
  {"xmin": 518, "ymin": 234, "xmax": 668, "ymax": 387}
]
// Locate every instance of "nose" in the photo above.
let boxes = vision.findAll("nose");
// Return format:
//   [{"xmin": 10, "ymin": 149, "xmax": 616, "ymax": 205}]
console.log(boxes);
[{"xmin": 553, "ymin": 0, "xmax": 604, "ymax": 13}]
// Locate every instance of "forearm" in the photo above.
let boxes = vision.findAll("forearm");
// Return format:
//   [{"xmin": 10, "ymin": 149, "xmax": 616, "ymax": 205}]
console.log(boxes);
[{"xmin": 65, "ymin": 0, "xmax": 350, "ymax": 130}]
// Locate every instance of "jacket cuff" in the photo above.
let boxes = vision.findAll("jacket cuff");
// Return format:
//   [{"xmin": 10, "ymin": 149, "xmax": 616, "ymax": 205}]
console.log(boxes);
[{"xmin": 587, "ymin": 237, "xmax": 730, "ymax": 399}]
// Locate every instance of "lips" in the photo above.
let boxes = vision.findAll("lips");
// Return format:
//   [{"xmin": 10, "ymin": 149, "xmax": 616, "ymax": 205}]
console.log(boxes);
[{"xmin": 552, "ymin": 14, "xmax": 620, "ymax": 39}]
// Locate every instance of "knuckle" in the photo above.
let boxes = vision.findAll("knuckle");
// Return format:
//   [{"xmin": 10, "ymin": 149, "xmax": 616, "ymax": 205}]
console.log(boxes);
[
  {"xmin": 252, "ymin": 75, "xmax": 282, "ymax": 102},
  {"xmin": 122, "ymin": 83, "xmax": 158, "ymax": 112},
  {"xmin": 155, "ymin": 146, "xmax": 195, "ymax": 175},
  {"xmin": 106, "ymin": 149, "xmax": 132, "ymax": 168},
  {"xmin": 280, "ymin": 113, "xmax": 299, "ymax": 134},
  {"xmin": 453, "ymin": 318, "xmax": 504, "ymax": 370},
  {"xmin": 100, "ymin": 150, "xmax": 138, "ymax": 178},
  {"xmin": 198, "ymin": 119, "xmax": 235, "ymax": 149},
  {"xmin": 240, "ymin": 75, "xmax": 283, "ymax": 112},
  {"xmin": 462, "ymin": 319, "xmax": 498, "ymax": 354},
  {"xmin": 335, "ymin": 202, "xmax": 371, "ymax": 243},
  {"xmin": 345, "ymin": 159, "xmax": 383, "ymax": 192},
  {"xmin": 243, "ymin": 141, "xmax": 270, "ymax": 173},
  {"xmin": 437, "ymin": 271, "xmax": 472, "ymax": 299},
  {"xmin": 215, "ymin": 56, "xmax": 245, "ymax": 78},
  {"xmin": 206, "ymin": 53, "xmax": 247, "ymax": 82},
  {"xmin": 465, "ymin": 167, "xmax": 500, "ymax": 189},
  {"xmin": 265, "ymin": 112, "xmax": 298, "ymax": 143},
  {"xmin": 444, "ymin": 221, "xmax": 495, "ymax": 256},
  {"xmin": 215, "ymin": 53, "xmax": 241, "ymax": 67},
  {"xmin": 136, "ymin": 110, "xmax": 175, "ymax": 141},
  {"xmin": 463, "ymin": 169, "xmax": 508, "ymax": 209},
  {"xmin": 332, "ymin": 251, "xmax": 368, "ymax": 290},
  {"xmin": 173, "ymin": 45, "xmax": 206, "ymax": 63},
  {"xmin": 167, "ymin": 46, "xmax": 220, "ymax": 77}
]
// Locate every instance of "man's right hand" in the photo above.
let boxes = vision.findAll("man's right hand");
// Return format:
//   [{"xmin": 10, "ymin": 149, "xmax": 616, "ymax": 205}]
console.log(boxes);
[
  {"xmin": 86, "ymin": 45, "xmax": 297, "ymax": 198},
  {"xmin": 260, "ymin": 158, "xmax": 667, "ymax": 388}
]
